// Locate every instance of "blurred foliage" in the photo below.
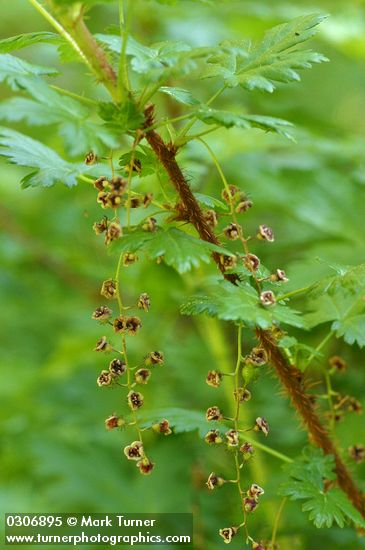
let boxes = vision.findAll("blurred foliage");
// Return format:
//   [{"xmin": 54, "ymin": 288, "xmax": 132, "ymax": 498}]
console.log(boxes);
[{"xmin": 0, "ymin": 1, "xmax": 365, "ymax": 549}]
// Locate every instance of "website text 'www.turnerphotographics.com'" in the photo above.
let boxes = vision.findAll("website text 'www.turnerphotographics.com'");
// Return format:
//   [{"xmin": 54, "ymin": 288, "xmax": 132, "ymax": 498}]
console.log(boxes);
[{"xmin": 4, "ymin": 514, "xmax": 193, "ymax": 546}]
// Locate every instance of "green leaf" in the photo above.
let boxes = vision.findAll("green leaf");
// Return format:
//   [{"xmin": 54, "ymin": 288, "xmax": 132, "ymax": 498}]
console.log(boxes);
[
  {"xmin": 134, "ymin": 408, "xmax": 221, "ymax": 438},
  {"xmin": 332, "ymin": 315, "xmax": 365, "ymax": 347},
  {"xmin": 0, "ymin": 53, "xmax": 57, "ymax": 91},
  {"xmin": 0, "ymin": 82, "xmax": 118, "ymax": 156},
  {"xmin": 195, "ymin": 106, "xmax": 294, "ymax": 139},
  {"xmin": 181, "ymin": 280, "xmax": 305, "ymax": 329},
  {"xmin": 159, "ymin": 86, "xmax": 200, "ymax": 105},
  {"xmin": 98, "ymin": 100, "xmax": 144, "ymax": 133},
  {"xmin": 111, "ymin": 227, "xmax": 232, "ymax": 273},
  {"xmin": 0, "ymin": 32, "xmax": 59, "ymax": 53},
  {"xmin": 203, "ymin": 14, "xmax": 328, "ymax": 92},
  {"xmin": 279, "ymin": 447, "xmax": 365, "ymax": 529},
  {"xmin": 0, "ymin": 127, "xmax": 91, "ymax": 188},
  {"xmin": 194, "ymin": 192, "xmax": 228, "ymax": 212}
]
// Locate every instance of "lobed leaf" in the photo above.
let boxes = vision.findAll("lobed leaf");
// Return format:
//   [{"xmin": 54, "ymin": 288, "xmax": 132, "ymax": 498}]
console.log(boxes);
[{"xmin": 0, "ymin": 32, "xmax": 59, "ymax": 53}]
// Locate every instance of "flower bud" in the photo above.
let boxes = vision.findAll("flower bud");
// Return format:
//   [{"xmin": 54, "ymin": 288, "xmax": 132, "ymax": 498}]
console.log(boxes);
[
  {"xmin": 92, "ymin": 306, "xmax": 112, "ymax": 322},
  {"xmin": 252, "ymin": 542, "xmax": 266, "ymax": 549},
  {"xmin": 247, "ymin": 483, "xmax": 264, "ymax": 498},
  {"xmin": 97, "ymin": 370, "xmax": 112, "ymax": 387},
  {"xmin": 329, "ymin": 356, "xmax": 347, "ymax": 372},
  {"xmin": 203, "ymin": 209, "xmax": 218, "ymax": 228},
  {"xmin": 348, "ymin": 444, "xmax": 365, "ymax": 464},
  {"xmin": 124, "ymin": 441, "xmax": 144, "ymax": 461},
  {"xmin": 137, "ymin": 457, "xmax": 155, "ymax": 475},
  {"xmin": 219, "ymin": 254, "xmax": 237, "ymax": 272},
  {"xmin": 270, "ymin": 268, "xmax": 289, "ymax": 283},
  {"xmin": 204, "ymin": 429, "xmax": 222, "ymax": 445},
  {"xmin": 225, "ymin": 429, "xmax": 239, "ymax": 447},
  {"xmin": 243, "ymin": 497, "xmax": 259, "ymax": 513},
  {"xmin": 221, "ymin": 185, "xmax": 240, "ymax": 203},
  {"xmin": 138, "ymin": 293, "xmax": 151, "ymax": 311},
  {"xmin": 145, "ymin": 351, "xmax": 164, "ymax": 366},
  {"xmin": 134, "ymin": 368, "xmax": 151, "ymax": 385},
  {"xmin": 110, "ymin": 176, "xmax": 127, "ymax": 193},
  {"xmin": 348, "ymin": 398, "xmax": 363, "ymax": 414},
  {"xmin": 123, "ymin": 253, "xmax": 138, "ymax": 266},
  {"xmin": 127, "ymin": 391, "xmax": 144, "ymax": 410},
  {"xmin": 105, "ymin": 414, "xmax": 125, "ymax": 430},
  {"xmin": 236, "ymin": 200, "xmax": 253, "ymax": 213},
  {"xmin": 223, "ymin": 223, "xmax": 241, "ymax": 240},
  {"xmin": 206, "ymin": 370, "xmax": 222, "ymax": 388},
  {"xmin": 93, "ymin": 176, "xmax": 109, "ymax": 191},
  {"xmin": 101, "ymin": 279, "xmax": 117, "ymax": 300},
  {"xmin": 246, "ymin": 347, "xmax": 267, "ymax": 366},
  {"xmin": 85, "ymin": 151, "xmax": 97, "ymax": 165},
  {"xmin": 240, "ymin": 442, "xmax": 254, "ymax": 460},
  {"xmin": 109, "ymin": 358, "xmax": 126, "ymax": 377},
  {"xmin": 153, "ymin": 419, "xmax": 172, "ymax": 435},
  {"xmin": 206, "ymin": 473, "xmax": 225, "ymax": 490},
  {"xmin": 254, "ymin": 417, "xmax": 269, "ymax": 437},
  {"xmin": 206, "ymin": 406, "xmax": 223, "ymax": 422},
  {"xmin": 219, "ymin": 526, "xmax": 238, "ymax": 544},
  {"xmin": 97, "ymin": 191, "xmax": 109, "ymax": 208},
  {"xmin": 94, "ymin": 336, "xmax": 111, "ymax": 352},
  {"xmin": 93, "ymin": 217, "xmax": 108, "ymax": 235},
  {"xmin": 260, "ymin": 290, "xmax": 276, "ymax": 307},
  {"xmin": 105, "ymin": 221, "xmax": 122, "ymax": 244},
  {"xmin": 234, "ymin": 388, "xmax": 252, "ymax": 403},
  {"xmin": 142, "ymin": 217, "xmax": 157, "ymax": 232},
  {"xmin": 257, "ymin": 224, "xmax": 274, "ymax": 242},
  {"xmin": 244, "ymin": 253, "xmax": 260, "ymax": 271}
]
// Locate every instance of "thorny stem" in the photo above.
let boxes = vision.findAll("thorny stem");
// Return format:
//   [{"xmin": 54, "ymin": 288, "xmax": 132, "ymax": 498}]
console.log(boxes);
[{"xmin": 144, "ymin": 106, "xmax": 365, "ymax": 519}]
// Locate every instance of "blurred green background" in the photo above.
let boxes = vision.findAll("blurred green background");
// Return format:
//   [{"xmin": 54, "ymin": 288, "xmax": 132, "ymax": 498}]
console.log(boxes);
[{"xmin": 1, "ymin": 1, "xmax": 365, "ymax": 549}]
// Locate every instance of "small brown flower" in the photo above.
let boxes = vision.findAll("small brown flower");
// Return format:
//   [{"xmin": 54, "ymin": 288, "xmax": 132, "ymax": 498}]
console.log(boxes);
[
  {"xmin": 243, "ymin": 497, "xmax": 259, "ymax": 513},
  {"xmin": 329, "ymin": 356, "xmax": 347, "ymax": 372},
  {"xmin": 125, "ymin": 316, "xmax": 142, "ymax": 335},
  {"xmin": 206, "ymin": 473, "xmax": 225, "ymax": 490},
  {"xmin": 93, "ymin": 217, "xmax": 108, "ymax": 235},
  {"xmin": 123, "ymin": 253, "xmax": 138, "ymax": 266},
  {"xmin": 153, "ymin": 419, "xmax": 172, "ymax": 435},
  {"xmin": 85, "ymin": 151, "xmax": 97, "ymax": 165},
  {"xmin": 234, "ymin": 388, "xmax": 252, "ymax": 403},
  {"xmin": 220, "ymin": 254, "xmax": 237, "ymax": 272},
  {"xmin": 113, "ymin": 316, "xmax": 127, "ymax": 333},
  {"xmin": 221, "ymin": 185, "xmax": 240, "ymax": 203},
  {"xmin": 137, "ymin": 457, "xmax": 155, "ymax": 475},
  {"xmin": 260, "ymin": 290, "xmax": 276, "ymax": 307},
  {"xmin": 254, "ymin": 417, "xmax": 269, "ymax": 436},
  {"xmin": 270, "ymin": 268, "xmax": 289, "ymax": 283},
  {"xmin": 244, "ymin": 253, "xmax": 260, "ymax": 271},
  {"xmin": 125, "ymin": 158, "xmax": 142, "ymax": 174},
  {"xmin": 204, "ymin": 429, "xmax": 222, "ymax": 445},
  {"xmin": 97, "ymin": 191, "xmax": 109, "ymax": 208},
  {"xmin": 203, "ymin": 209, "xmax": 218, "ymax": 228},
  {"xmin": 127, "ymin": 197, "xmax": 142, "ymax": 208},
  {"xmin": 143, "ymin": 193, "xmax": 153, "ymax": 208},
  {"xmin": 252, "ymin": 542, "xmax": 266, "ymax": 550},
  {"xmin": 223, "ymin": 223, "xmax": 241, "ymax": 240},
  {"xmin": 225, "ymin": 429, "xmax": 239, "ymax": 447},
  {"xmin": 105, "ymin": 414, "xmax": 125, "ymax": 430},
  {"xmin": 92, "ymin": 306, "xmax": 112, "ymax": 322},
  {"xmin": 219, "ymin": 526, "xmax": 238, "ymax": 544},
  {"xmin": 246, "ymin": 347, "xmax": 268, "ymax": 366},
  {"xmin": 124, "ymin": 440, "xmax": 144, "ymax": 461},
  {"xmin": 138, "ymin": 293, "xmax": 151, "ymax": 311},
  {"xmin": 93, "ymin": 176, "xmax": 108, "ymax": 191},
  {"xmin": 240, "ymin": 442, "xmax": 254, "ymax": 459},
  {"xmin": 348, "ymin": 398, "xmax": 363, "ymax": 414},
  {"xmin": 206, "ymin": 370, "xmax": 222, "ymax": 388},
  {"xmin": 105, "ymin": 221, "xmax": 122, "ymax": 244},
  {"xmin": 97, "ymin": 369, "xmax": 112, "ymax": 386},
  {"xmin": 145, "ymin": 351, "xmax": 164, "ymax": 366},
  {"xmin": 257, "ymin": 224, "xmax": 274, "ymax": 242},
  {"xmin": 101, "ymin": 279, "xmax": 117, "ymax": 300},
  {"xmin": 236, "ymin": 200, "xmax": 253, "ymax": 213},
  {"xmin": 106, "ymin": 191, "xmax": 123, "ymax": 209},
  {"xmin": 247, "ymin": 483, "xmax": 265, "ymax": 498},
  {"xmin": 110, "ymin": 176, "xmax": 127, "ymax": 193},
  {"xmin": 94, "ymin": 336, "xmax": 111, "ymax": 352},
  {"xmin": 127, "ymin": 391, "xmax": 144, "ymax": 410},
  {"xmin": 134, "ymin": 368, "xmax": 151, "ymax": 384},
  {"xmin": 142, "ymin": 217, "xmax": 157, "ymax": 232},
  {"xmin": 206, "ymin": 406, "xmax": 223, "ymax": 422},
  {"xmin": 109, "ymin": 358, "xmax": 126, "ymax": 377},
  {"xmin": 348, "ymin": 444, "xmax": 365, "ymax": 464}
]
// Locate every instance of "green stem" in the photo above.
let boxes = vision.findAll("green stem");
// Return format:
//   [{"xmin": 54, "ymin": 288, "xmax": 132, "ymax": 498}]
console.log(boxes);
[
  {"xmin": 242, "ymin": 434, "xmax": 293, "ymax": 464},
  {"xmin": 277, "ymin": 285, "xmax": 311, "ymax": 302},
  {"xmin": 303, "ymin": 331, "xmax": 333, "ymax": 369},
  {"xmin": 271, "ymin": 497, "xmax": 287, "ymax": 546},
  {"xmin": 27, "ymin": 0, "xmax": 93, "ymax": 71},
  {"xmin": 118, "ymin": 0, "xmax": 131, "ymax": 101},
  {"xmin": 50, "ymin": 85, "xmax": 97, "ymax": 106}
]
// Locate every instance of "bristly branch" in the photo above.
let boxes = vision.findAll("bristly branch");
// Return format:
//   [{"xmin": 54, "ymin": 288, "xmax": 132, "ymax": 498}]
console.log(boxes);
[{"xmin": 143, "ymin": 105, "xmax": 365, "ymax": 520}]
